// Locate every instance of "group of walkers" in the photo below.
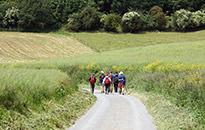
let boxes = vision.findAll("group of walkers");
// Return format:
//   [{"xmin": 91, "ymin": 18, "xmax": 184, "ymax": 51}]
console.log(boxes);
[{"xmin": 89, "ymin": 71, "xmax": 126, "ymax": 95}]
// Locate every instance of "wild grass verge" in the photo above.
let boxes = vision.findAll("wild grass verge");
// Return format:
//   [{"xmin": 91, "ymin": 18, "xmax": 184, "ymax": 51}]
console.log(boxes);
[
  {"xmin": 0, "ymin": 90, "xmax": 96, "ymax": 129},
  {"xmin": 0, "ymin": 68, "xmax": 96, "ymax": 129},
  {"xmin": 132, "ymin": 91, "xmax": 199, "ymax": 130},
  {"xmin": 0, "ymin": 68, "xmax": 76, "ymax": 112}
]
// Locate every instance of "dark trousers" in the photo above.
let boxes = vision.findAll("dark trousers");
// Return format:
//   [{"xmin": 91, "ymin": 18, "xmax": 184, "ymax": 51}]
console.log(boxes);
[
  {"xmin": 90, "ymin": 83, "xmax": 95, "ymax": 94},
  {"xmin": 105, "ymin": 84, "xmax": 110, "ymax": 93},
  {"xmin": 114, "ymin": 83, "xmax": 118, "ymax": 92}
]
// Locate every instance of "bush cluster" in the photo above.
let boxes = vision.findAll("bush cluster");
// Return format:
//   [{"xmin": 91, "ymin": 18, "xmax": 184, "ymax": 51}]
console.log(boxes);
[{"xmin": 67, "ymin": 6, "xmax": 204, "ymax": 32}]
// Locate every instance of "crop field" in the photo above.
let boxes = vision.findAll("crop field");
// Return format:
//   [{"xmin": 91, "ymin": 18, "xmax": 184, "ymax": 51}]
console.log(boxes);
[{"xmin": 0, "ymin": 32, "xmax": 93, "ymax": 62}]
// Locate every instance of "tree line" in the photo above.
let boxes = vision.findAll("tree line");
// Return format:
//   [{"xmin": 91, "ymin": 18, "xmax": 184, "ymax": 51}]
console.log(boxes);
[{"xmin": 0, "ymin": 0, "xmax": 204, "ymax": 32}]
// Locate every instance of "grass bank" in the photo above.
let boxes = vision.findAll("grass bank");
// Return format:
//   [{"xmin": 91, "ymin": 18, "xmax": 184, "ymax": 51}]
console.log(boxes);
[
  {"xmin": 0, "ymin": 68, "xmax": 96, "ymax": 129},
  {"xmin": 132, "ymin": 91, "xmax": 199, "ymax": 130},
  {"xmin": 0, "ymin": 90, "xmax": 96, "ymax": 129}
]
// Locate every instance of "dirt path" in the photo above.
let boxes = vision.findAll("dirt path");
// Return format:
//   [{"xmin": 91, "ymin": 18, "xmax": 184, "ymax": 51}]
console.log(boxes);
[{"xmin": 68, "ymin": 90, "xmax": 156, "ymax": 130}]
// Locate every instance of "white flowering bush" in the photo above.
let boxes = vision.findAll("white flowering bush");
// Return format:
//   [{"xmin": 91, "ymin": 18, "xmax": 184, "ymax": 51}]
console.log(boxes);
[
  {"xmin": 121, "ymin": 11, "xmax": 141, "ymax": 32},
  {"xmin": 3, "ymin": 7, "xmax": 19, "ymax": 27},
  {"xmin": 173, "ymin": 9, "xmax": 205, "ymax": 31},
  {"xmin": 173, "ymin": 9, "xmax": 192, "ymax": 31},
  {"xmin": 190, "ymin": 11, "xmax": 205, "ymax": 28}
]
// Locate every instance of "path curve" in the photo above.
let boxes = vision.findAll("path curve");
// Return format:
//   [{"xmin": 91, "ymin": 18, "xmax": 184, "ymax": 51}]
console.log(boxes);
[{"xmin": 68, "ymin": 91, "xmax": 156, "ymax": 130}]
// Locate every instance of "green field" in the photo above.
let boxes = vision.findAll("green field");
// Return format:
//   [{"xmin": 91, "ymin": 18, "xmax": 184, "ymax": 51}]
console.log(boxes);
[
  {"xmin": 0, "ymin": 30, "xmax": 205, "ymax": 129},
  {"xmin": 72, "ymin": 30, "xmax": 205, "ymax": 52},
  {"xmin": 2, "ymin": 40, "xmax": 204, "ymax": 70}
]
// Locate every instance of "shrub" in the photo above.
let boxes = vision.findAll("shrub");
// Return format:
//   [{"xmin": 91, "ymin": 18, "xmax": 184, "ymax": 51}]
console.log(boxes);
[
  {"xmin": 121, "ymin": 11, "xmax": 141, "ymax": 32},
  {"xmin": 99, "ymin": 14, "xmax": 107, "ymax": 28},
  {"xmin": 79, "ymin": 6, "xmax": 100, "ymax": 31},
  {"xmin": 173, "ymin": 9, "xmax": 205, "ymax": 31},
  {"xmin": 3, "ymin": 7, "xmax": 19, "ymax": 28},
  {"xmin": 139, "ymin": 13, "xmax": 155, "ymax": 30},
  {"xmin": 67, "ymin": 7, "xmax": 100, "ymax": 31},
  {"xmin": 173, "ymin": 9, "xmax": 192, "ymax": 31},
  {"xmin": 149, "ymin": 6, "xmax": 167, "ymax": 30},
  {"xmin": 104, "ymin": 14, "xmax": 121, "ymax": 32},
  {"xmin": 190, "ymin": 10, "xmax": 205, "ymax": 29},
  {"xmin": 66, "ymin": 13, "xmax": 81, "ymax": 31}
]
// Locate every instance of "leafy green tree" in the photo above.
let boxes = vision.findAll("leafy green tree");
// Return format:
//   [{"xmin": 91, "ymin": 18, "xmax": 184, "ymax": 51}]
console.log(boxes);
[
  {"xmin": 104, "ymin": 14, "xmax": 121, "ymax": 32},
  {"xmin": 67, "ymin": 7, "xmax": 100, "ymax": 31},
  {"xmin": 149, "ymin": 6, "xmax": 167, "ymax": 30},
  {"xmin": 17, "ymin": 0, "xmax": 56, "ymax": 30},
  {"xmin": 66, "ymin": 13, "xmax": 81, "ymax": 31},
  {"xmin": 79, "ymin": 6, "xmax": 100, "ymax": 30}
]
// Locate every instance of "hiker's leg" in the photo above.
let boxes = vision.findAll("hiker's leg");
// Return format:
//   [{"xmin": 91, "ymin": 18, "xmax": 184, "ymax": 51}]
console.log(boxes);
[
  {"xmin": 105, "ymin": 84, "xmax": 108, "ymax": 93},
  {"xmin": 114, "ymin": 84, "xmax": 118, "ymax": 92},
  {"xmin": 122, "ymin": 84, "xmax": 125, "ymax": 95},
  {"xmin": 108, "ymin": 84, "xmax": 110, "ymax": 93},
  {"xmin": 118, "ymin": 82, "xmax": 122, "ymax": 94},
  {"xmin": 90, "ymin": 84, "xmax": 93, "ymax": 93},
  {"xmin": 93, "ymin": 84, "xmax": 95, "ymax": 94},
  {"xmin": 101, "ymin": 83, "xmax": 104, "ymax": 93}
]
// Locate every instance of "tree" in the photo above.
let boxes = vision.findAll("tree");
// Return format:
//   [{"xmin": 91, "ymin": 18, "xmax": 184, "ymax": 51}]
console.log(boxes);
[
  {"xmin": 104, "ymin": 14, "xmax": 121, "ymax": 32},
  {"xmin": 149, "ymin": 6, "xmax": 167, "ymax": 30},
  {"xmin": 67, "ymin": 7, "xmax": 100, "ymax": 31},
  {"xmin": 17, "ymin": 0, "xmax": 56, "ymax": 30},
  {"xmin": 79, "ymin": 6, "xmax": 100, "ymax": 30}
]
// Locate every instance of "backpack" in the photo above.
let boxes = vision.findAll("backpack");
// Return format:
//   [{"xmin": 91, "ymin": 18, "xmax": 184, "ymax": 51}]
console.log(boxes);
[
  {"xmin": 109, "ymin": 74, "xmax": 112, "ymax": 80},
  {"xmin": 99, "ymin": 74, "xmax": 105, "ymax": 82},
  {"xmin": 105, "ymin": 77, "xmax": 110, "ymax": 85},
  {"xmin": 90, "ymin": 77, "xmax": 95, "ymax": 84}
]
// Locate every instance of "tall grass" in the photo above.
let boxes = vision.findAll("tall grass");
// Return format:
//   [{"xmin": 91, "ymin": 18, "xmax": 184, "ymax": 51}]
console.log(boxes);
[{"xmin": 0, "ymin": 68, "xmax": 77, "ymax": 112}]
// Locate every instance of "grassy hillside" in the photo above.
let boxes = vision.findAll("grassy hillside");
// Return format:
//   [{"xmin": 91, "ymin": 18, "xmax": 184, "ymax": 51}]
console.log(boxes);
[
  {"xmin": 4, "ymin": 40, "xmax": 204, "ymax": 69},
  {"xmin": 0, "ymin": 32, "xmax": 93, "ymax": 62},
  {"xmin": 0, "ymin": 30, "xmax": 205, "ymax": 129},
  {"xmin": 72, "ymin": 30, "xmax": 205, "ymax": 52}
]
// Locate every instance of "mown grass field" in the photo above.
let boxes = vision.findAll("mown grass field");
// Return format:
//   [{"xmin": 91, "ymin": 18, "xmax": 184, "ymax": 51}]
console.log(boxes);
[
  {"xmin": 0, "ymin": 32, "xmax": 93, "ymax": 62},
  {"xmin": 0, "ymin": 30, "xmax": 205, "ymax": 129}
]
